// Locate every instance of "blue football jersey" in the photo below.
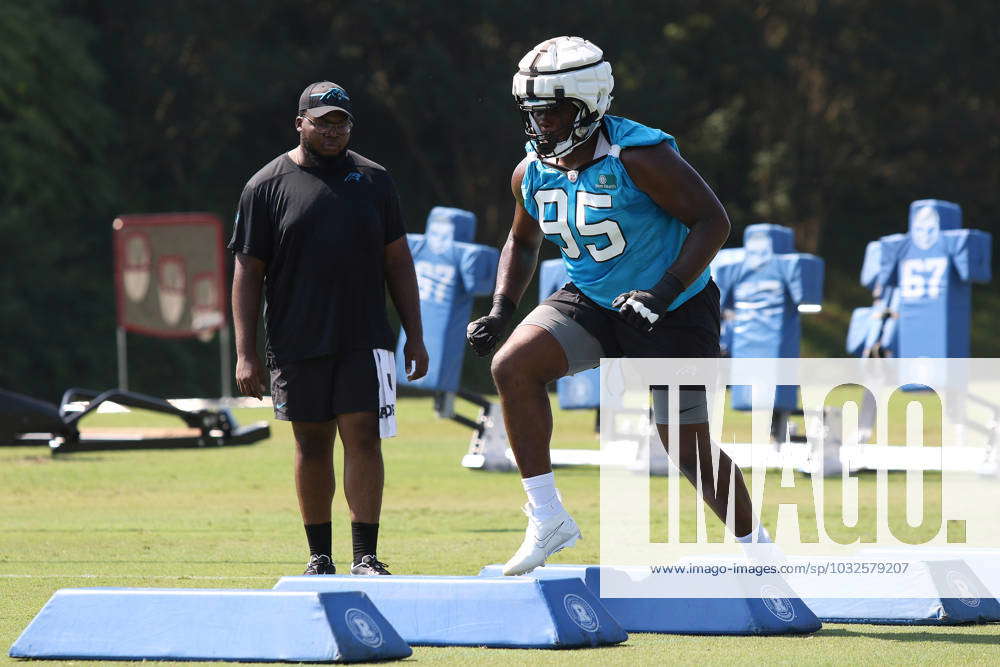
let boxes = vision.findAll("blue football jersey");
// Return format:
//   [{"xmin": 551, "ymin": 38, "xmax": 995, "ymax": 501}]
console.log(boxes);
[{"xmin": 521, "ymin": 115, "xmax": 710, "ymax": 310}]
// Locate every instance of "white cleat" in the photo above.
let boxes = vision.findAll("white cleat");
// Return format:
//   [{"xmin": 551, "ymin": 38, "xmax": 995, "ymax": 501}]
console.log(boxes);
[
  {"xmin": 502, "ymin": 503, "xmax": 581, "ymax": 576},
  {"xmin": 740, "ymin": 541, "xmax": 787, "ymax": 566}
]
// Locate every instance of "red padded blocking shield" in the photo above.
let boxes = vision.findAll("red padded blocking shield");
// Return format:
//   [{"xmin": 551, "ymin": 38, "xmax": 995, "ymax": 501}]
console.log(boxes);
[{"xmin": 113, "ymin": 213, "xmax": 226, "ymax": 338}]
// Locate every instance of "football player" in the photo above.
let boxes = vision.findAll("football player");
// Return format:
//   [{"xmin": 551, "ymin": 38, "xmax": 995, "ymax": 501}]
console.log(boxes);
[{"xmin": 467, "ymin": 36, "xmax": 769, "ymax": 575}]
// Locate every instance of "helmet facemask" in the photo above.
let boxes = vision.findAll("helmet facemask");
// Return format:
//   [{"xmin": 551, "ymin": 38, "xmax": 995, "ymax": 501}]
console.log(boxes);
[{"xmin": 519, "ymin": 98, "xmax": 600, "ymax": 158}]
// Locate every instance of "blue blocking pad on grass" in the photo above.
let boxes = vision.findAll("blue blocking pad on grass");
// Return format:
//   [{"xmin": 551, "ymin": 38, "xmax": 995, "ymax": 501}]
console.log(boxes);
[
  {"xmin": 804, "ymin": 595, "xmax": 997, "ymax": 625},
  {"xmin": 478, "ymin": 564, "xmax": 821, "ymax": 635},
  {"xmin": 9, "ymin": 588, "xmax": 411, "ymax": 663},
  {"xmin": 274, "ymin": 575, "xmax": 627, "ymax": 648},
  {"xmin": 786, "ymin": 557, "xmax": 1000, "ymax": 625},
  {"xmin": 859, "ymin": 547, "xmax": 1000, "ymax": 600}
]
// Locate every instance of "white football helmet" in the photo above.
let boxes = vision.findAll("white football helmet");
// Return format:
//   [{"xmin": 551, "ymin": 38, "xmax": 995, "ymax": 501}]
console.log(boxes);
[{"xmin": 512, "ymin": 36, "xmax": 614, "ymax": 158}]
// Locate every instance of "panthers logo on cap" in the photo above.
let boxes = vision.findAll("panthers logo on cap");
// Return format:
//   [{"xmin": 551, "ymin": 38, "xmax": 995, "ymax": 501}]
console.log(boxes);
[{"xmin": 315, "ymin": 87, "xmax": 350, "ymax": 105}]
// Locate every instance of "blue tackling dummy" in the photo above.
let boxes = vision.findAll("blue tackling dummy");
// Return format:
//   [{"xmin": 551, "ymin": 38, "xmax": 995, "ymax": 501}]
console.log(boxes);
[
  {"xmin": 396, "ymin": 207, "xmax": 499, "ymax": 393},
  {"xmin": 846, "ymin": 238, "xmax": 903, "ymax": 357},
  {"xmin": 712, "ymin": 224, "xmax": 824, "ymax": 411},
  {"xmin": 848, "ymin": 199, "xmax": 992, "ymax": 359}
]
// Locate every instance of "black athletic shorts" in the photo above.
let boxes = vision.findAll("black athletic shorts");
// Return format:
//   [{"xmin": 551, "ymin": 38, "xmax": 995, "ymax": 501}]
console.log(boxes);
[
  {"xmin": 542, "ymin": 280, "xmax": 722, "ymax": 360},
  {"xmin": 269, "ymin": 349, "xmax": 395, "ymax": 423}
]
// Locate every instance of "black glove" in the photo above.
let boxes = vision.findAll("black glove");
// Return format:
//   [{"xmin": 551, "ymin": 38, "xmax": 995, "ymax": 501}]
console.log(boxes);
[
  {"xmin": 466, "ymin": 294, "xmax": 516, "ymax": 356},
  {"xmin": 612, "ymin": 271, "xmax": 685, "ymax": 333}
]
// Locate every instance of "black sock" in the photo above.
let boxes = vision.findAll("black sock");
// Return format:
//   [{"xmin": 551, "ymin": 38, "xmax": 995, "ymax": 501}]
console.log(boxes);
[
  {"xmin": 304, "ymin": 522, "xmax": 332, "ymax": 557},
  {"xmin": 351, "ymin": 522, "xmax": 379, "ymax": 564}
]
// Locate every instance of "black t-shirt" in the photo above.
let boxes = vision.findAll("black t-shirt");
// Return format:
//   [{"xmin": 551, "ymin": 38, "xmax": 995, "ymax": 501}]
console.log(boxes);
[{"xmin": 228, "ymin": 150, "xmax": 406, "ymax": 367}]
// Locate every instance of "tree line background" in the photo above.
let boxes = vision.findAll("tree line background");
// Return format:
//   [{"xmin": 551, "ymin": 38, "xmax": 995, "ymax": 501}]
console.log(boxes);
[{"xmin": 2, "ymin": 0, "xmax": 998, "ymax": 400}]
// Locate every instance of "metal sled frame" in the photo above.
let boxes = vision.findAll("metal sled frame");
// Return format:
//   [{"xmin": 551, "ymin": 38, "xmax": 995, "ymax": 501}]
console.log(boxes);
[{"xmin": 9, "ymin": 387, "xmax": 270, "ymax": 454}]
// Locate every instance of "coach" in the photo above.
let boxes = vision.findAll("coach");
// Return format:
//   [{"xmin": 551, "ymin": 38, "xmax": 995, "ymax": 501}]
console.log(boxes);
[{"xmin": 229, "ymin": 81, "xmax": 427, "ymax": 576}]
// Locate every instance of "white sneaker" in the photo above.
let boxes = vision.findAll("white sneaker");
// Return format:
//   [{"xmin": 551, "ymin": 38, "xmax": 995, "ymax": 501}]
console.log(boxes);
[{"xmin": 502, "ymin": 503, "xmax": 581, "ymax": 575}]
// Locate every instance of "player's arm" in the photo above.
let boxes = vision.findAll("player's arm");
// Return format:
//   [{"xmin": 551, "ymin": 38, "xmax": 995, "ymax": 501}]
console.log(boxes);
[
  {"xmin": 384, "ymin": 236, "xmax": 428, "ymax": 380},
  {"xmin": 612, "ymin": 142, "xmax": 731, "ymax": 330},
  {"xmin": 497, "ymin": 157, "xmax": 545, "ymax": 305},
  {"xmin": 624, "ymin": 141, "xmax": 730, "ymax": 283},
  {"xmin": 467, "ymin": 157, "xmax": 543, "ymax": 356},
  {"xmin": 232, "ymin": 252, "xmax": 268, "ymax": 399}
]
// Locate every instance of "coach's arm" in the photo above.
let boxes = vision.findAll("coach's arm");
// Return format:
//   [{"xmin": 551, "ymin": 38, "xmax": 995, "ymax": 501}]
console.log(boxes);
[
  {"xmin": 232, "ymin": 253, "xmax": 268, "ymax": 399},
  {"xmin": 384, "ymin": 236, "xmax": 429, "ymax": 381}
]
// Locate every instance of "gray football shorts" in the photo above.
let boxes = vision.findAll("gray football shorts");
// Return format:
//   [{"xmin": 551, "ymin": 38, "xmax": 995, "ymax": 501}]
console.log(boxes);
[
  {"xmin": 516, "ymin": 304, "xmax": 709, "ymax": 424},
  {"xmin": 518, "ymin": 304, "xmax": 603, "ymax": 376}
]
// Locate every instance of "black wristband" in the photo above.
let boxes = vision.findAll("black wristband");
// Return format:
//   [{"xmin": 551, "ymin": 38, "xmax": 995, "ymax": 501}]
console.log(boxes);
[
  {"xmin": 649, "ymin": 271, "xmax": 685, "ymax": 304},
  {"xmin": 489, "ymin": 294, "xmax": 517, "ymax": 321}
]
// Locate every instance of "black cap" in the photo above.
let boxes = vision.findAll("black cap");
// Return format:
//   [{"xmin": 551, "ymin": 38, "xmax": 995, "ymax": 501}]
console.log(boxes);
[{"xmin": 298, "ymin": 81, "xmax": 353, "ymax": 119}]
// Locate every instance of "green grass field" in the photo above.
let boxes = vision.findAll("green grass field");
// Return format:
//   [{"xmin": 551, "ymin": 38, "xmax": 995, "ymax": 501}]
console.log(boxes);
[{"xmin": 2, "ymin": 397, "xmax": 998, "ymax": 665}]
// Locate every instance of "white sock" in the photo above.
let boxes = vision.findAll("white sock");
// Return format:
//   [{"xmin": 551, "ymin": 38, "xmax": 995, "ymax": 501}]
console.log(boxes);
[
  {"xmin": 737, "ymin": 525, "xmax": 784, "ymax": 564},
  {"xmin": 735, "ymin": 524, "xmax": 772, "ymax": 544},
  {"xmin": 522, "ymin": 472, "xmax": 563, "ymax": 519}
]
